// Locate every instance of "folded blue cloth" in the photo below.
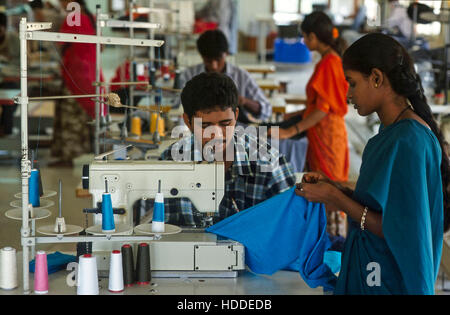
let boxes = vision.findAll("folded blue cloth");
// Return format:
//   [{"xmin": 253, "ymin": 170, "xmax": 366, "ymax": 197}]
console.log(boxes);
[
  {"xmin": 324, "ymin": 251, "xmax": 341, "ymax": 275},
  {"xmin": 206, "ymin": 187, "xmax": 337, "ymax": 291},
  {"xmin": 29, "ymin": 251, "xmax": 77, "ymax": 275}
]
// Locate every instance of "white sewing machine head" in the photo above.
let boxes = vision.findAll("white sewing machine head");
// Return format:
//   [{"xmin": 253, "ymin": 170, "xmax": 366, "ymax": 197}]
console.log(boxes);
[{"xmin": 82, "ymin": 160, "xmax": 225, "ymax": 227}]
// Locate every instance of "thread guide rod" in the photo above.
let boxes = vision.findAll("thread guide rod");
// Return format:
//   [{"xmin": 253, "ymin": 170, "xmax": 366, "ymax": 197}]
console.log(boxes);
[{"xmin": 58, "ymin": 180, "xmax": 62, "ymax": 218}]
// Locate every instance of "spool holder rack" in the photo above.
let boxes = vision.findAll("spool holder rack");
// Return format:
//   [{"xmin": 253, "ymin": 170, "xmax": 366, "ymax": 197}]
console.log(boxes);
[{"xmin": 15, "ymin": 15, "xmax": 167, "ymax": 294}]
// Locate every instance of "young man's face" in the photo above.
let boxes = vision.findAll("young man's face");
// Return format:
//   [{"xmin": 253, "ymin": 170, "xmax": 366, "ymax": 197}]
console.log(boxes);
[
  {"xmin": 202, "ymin": 53, "xmax": 227, "ymax": 73},
  {"xmin": 183, "ymin": 106, "xmax": 239, "ymax": 160}
]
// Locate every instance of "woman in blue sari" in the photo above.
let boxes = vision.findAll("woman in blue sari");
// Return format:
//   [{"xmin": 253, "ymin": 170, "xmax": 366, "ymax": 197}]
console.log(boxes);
[{"xmin": 296, "ymin": 33, "xmax": 450, "ymax": 294}]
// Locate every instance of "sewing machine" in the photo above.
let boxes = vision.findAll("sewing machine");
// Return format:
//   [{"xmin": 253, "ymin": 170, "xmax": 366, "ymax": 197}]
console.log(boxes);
[{"xmin": 82, "ymin": 160, "xmax": 245, "ymax": 277}]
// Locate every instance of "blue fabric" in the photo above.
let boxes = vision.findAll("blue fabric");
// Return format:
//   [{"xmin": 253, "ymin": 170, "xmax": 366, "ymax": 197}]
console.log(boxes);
[
  {"xmin": 29, "ymin": 252, "xmax": 77, "ymax": 275},
  {"xmin": 335, "ymin": 120, "xmax": 443, "ymax": 295},
  {"xmin": 324, "ymin": 251, "xmax": 342, "ymax": 275},
  {"xmin": 206, "ymin": 187, "xmax": 337, "ymax": 291}
]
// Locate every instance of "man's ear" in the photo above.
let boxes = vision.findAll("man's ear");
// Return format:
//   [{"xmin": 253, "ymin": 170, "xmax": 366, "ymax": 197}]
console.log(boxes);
[
  {"xmin": 183, "ymin": 113, "xmax": 193, "ymax": 131},
  {"xmin": 234, "ymin": 106, "xmax": 239, "ymax": 121}
]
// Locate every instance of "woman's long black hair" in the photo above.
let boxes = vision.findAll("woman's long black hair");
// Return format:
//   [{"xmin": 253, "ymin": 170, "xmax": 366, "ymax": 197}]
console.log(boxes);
[
  {"xmin": 300, "ymin": 11, "xmax": 347, "ymax": 57},
  {"xmin": 343, "ymin": 33, "xmax": 450, "ymax": 232}
]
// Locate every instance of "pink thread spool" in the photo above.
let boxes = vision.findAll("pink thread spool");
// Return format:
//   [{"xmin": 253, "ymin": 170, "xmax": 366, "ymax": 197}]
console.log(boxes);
[{"xmin": 34, "ymin": 251, "xmax": 48, "ymax": 294}]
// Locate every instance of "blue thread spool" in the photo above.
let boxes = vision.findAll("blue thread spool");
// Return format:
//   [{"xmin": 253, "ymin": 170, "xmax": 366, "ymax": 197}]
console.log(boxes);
[
  {"xmin": 102, "ymin": 180, "xmax": 115, "ymax": 233},
  {"xmin": 29, "ymin": 169, "xmax": 40, "ymax": 207},
  {"xmin": 152, "ymin": 180, "xmax": 165, "ymax": 233}
]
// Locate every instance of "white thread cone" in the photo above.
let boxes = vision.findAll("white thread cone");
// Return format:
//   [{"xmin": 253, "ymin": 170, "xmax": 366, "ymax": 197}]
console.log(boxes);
[
  {"xmin": 77, "ymin": 254, "xmax": 99, "ymax": 295},
  {"xmin": 108, "ymin": 250, "xmax": 124, "ymax": 293},
  {"xmin": 0, "ymin": 247, "xmax": 18, "ymax": 290}
]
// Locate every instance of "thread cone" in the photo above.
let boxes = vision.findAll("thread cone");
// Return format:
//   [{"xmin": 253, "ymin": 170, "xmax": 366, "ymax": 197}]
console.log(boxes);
[
  {"xmin": 136, "ymin": 243, "xmax": 151, "ymax": 285},
  {"xmin": 121, "ymin": 244, "xmax": 135, "ymax": 287}
]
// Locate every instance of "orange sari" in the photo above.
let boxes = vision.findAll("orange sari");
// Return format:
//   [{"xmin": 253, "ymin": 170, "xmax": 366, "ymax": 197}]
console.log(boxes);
[{"xmin": 304, "ymin": 53, "xmax": 349, "ymax": 182}]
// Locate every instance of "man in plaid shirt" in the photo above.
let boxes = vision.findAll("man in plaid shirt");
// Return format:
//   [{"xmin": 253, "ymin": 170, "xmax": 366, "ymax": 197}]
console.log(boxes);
[{"xmin": 137, "ymin": 72, "xmax": 296, "ymax": 227}]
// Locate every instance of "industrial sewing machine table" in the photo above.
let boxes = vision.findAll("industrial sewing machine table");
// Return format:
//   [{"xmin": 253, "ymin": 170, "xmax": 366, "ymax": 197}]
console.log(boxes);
[{"xmin": 0, "ymin": 251, "xmax": 323, "ymax": 295}]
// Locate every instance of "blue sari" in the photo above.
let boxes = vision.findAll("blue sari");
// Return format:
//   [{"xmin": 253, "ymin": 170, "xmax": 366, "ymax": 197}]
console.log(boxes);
[{"xmin": 335, "ymin": 119, "xmax": 444, "ymax": 295}]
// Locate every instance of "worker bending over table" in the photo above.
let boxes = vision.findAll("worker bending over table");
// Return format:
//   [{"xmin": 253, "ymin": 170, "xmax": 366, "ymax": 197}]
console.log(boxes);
[{"xmin": 136, "ymin": 72, "xmax": 296, "ymax": 226}]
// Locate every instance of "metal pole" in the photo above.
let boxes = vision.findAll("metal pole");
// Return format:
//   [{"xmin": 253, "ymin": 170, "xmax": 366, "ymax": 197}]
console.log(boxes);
[
  {"xmin": 95, "ymin": 5, "xmax": 102, "ymax": 155},
  {"xmin": 258, "ymin": 20, "xmax": 266, "ymax": 64},
  {"xmin": 411, "ymin": 4, "xmax": 418, "ymax": 44},
  {"xmin": 379, "ymin": 0, "xmax": 387, "ymax": 28},
  {"xmin": 25, "ymin": 94, "xmax": 109, "ymax": 101},
  {"xmin": 149, "ymin": 0, "xmax": 159, "ymax": 143},
  {"xmin": 176, "ymin": 0, "xmax": 181, "ymax": 61},
  {"xmin": 149, "ymin": 0, "xmax": 155, "ymax": 68},
  {"xmin": 19, "ymin": 17, "xmax": 31, "ymax": 295},
  {"xmin": 130, "ymin": 0, "xmax": 135, "ymax": 108}
]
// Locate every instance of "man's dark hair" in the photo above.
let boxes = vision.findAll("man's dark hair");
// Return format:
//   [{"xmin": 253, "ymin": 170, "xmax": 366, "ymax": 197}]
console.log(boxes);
[
  {"xmin": 196, "ymin": 30, "xmax": 229, "ymax": 59},
  {"xmin": 181, "ymin": 72, "xmax": 238, "ymax": 121},
  {"xmin": 0, "ymin": 13, "xmax": 7, "ymax": 28},
  {"xmin": 29, "ymin": 0, "xmax": 44, "ymax": 9}
]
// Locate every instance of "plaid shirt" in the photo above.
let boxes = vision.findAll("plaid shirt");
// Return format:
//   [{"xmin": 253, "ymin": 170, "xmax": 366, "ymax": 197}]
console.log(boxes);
[
  {"xmin": 136, "ymin": 132, "xmax": 296, "ymax": 227},
  {"xmin": 179, "ymin": 63, "xmax": 272, "ymax": 122}
]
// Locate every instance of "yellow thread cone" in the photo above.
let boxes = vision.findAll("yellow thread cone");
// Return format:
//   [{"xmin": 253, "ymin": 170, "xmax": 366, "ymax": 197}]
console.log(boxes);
[
  {"xmin": 150, "ymin": 113, "xmax": 165, "ymax": 136},
  {"xmin": 131, "ymin": 117, "xmax": 142, "ymax": 137}
]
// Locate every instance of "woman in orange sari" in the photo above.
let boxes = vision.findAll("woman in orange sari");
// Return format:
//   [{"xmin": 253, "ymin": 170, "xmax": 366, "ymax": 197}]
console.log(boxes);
[
  {"xmin": 274, "ymin": 12, "xmax": 349, "ymax": 238},
  {"xmin": 276, "ymin": 12, "xmax": 349, "ymax": 183}
]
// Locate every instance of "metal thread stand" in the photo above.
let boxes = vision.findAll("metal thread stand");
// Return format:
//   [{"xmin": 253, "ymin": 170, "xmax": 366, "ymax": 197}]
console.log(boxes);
[
  {"xmin": 93, "ymin": 3, "xmax": 162, "ymax": 155},
  {"xmin": 17, "ymin": 18, "xmax": 164, "ymax": 294},
  {"xmin": 126, "ymin": 0, "xmax": 183, "ymax": 144}
]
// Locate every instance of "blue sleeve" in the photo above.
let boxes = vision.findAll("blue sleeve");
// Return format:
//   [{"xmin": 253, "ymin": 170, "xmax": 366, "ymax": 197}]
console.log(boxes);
[{"xmin": 357, "ymin": 137, "xmax": 442, "ymax": 294}]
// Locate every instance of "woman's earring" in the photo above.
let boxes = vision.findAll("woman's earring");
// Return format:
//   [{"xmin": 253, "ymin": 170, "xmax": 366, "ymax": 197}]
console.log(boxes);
[{"xmin": 374, "ymin": 83, "xmax": 378, "ymax": 88}]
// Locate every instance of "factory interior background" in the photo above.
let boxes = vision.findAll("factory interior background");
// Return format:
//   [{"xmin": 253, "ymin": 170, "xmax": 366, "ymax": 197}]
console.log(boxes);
[{"xmin": 0, "ymin": 0, "xmax": 449, "ymax": 295}]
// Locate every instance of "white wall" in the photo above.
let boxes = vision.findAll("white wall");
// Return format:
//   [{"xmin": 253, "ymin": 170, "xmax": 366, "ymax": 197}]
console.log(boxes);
[
  {"xmin": 329, "ymin": 0, "xmax": 354, "ymax": 17},
  {"xmin": 237, "ymin": 0, "xmax": 358, "ymax": 35},
  {"xmin": 238, "ymin": 0, "xmax": 272, "ymax": 35}
]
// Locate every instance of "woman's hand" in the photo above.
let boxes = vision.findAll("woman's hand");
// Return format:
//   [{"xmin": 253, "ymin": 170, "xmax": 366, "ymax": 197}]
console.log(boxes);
[
  {"xmin": 295, "ymin": 181, "xmax": 343, "ymax": 210},
  {"xmin": 302, "ymin": 172, "xmax": 330, "ymax": 184}
]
